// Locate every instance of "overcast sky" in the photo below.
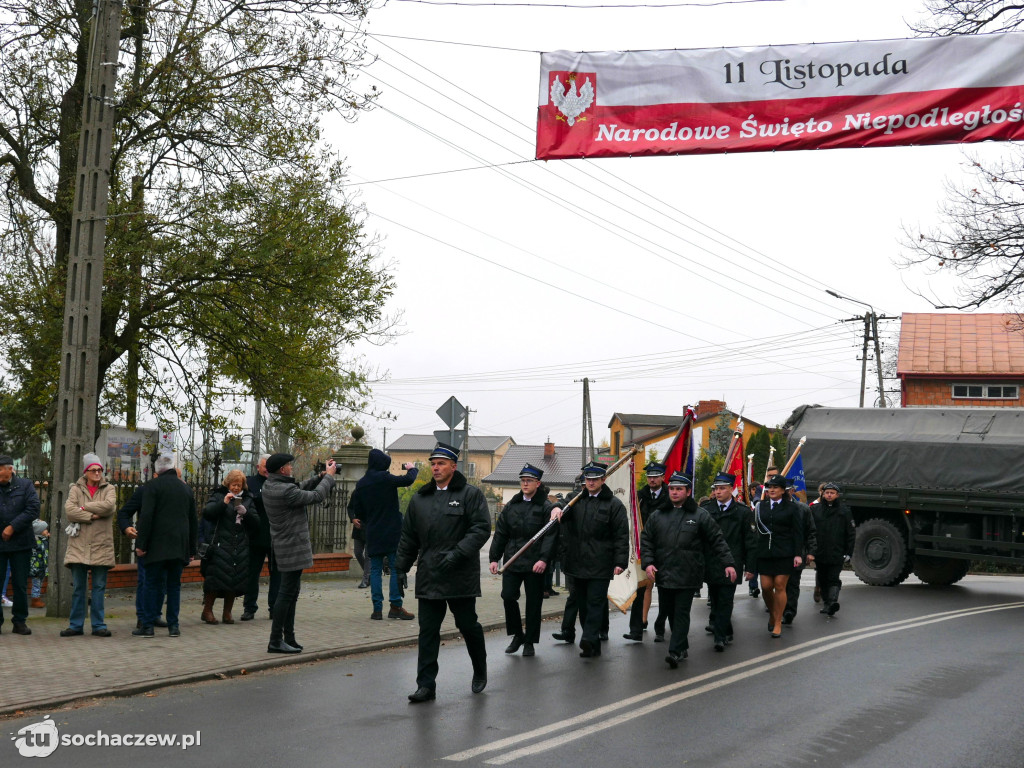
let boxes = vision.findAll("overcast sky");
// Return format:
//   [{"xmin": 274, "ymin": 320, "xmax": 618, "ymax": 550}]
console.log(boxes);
[{"xmin": 329, "ymin": 0, "xmax": 1012, "ymax": 452}]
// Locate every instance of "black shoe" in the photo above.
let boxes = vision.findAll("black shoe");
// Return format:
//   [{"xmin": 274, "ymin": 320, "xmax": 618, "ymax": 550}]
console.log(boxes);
[
  {"xmin": 827, "ymin": 602, "xmax": 840, "ymax": 616},
  {"xmin": 522, "ymin": 642, "xmax": 535, "ymax": 657},
  {"xmin": 472, "ymin": 675, "xmax": 487, "ymax": 694},
  {"xmin": 358, "ymin": 581, "xmax": 369, "ymax": 589},
  {"xmin": 642, "ymin": 621, "xmax": 648, "ymax": 630},
  {"xmin": 132, "ymin": 626, "xmax": 154, "ymax": 638},
  {"xmin": 505, "ymin": 635, "xmax": 525, "ymax": 654},
  {"xmin": 168, "ymin": 625, "xmax": 180, "ymax": 637},
  {"xmin": 547, "ymin": 588, "xmax": 560, "ymax": 596},
  {"xmin": 598, "ymin": 632, "xmax": 609, "ymax": 642},
  {"xmin": 622, "ymin": 632, "xmax": 643, "ymax": 641},
  {"xmin": 284, "ymin": 636, "xmax": 303, "ymax": 651},
  {"xmin": 267, "ymin": 639, "xmax": 301, "ymax": 654},
  {"xmin": 153, "ymin": 618, "xmax": 169, "ymax": 628},
  {"xmin": 714, "ymin": 641, "xmax": 725, "ymax": 652},
  {"xmin": 654, "ymin": 633, "xmax": 665, "ymax": 643},
  {"xmin": 60, "ymin": 628, "xmax": 84, "ymax": 637},
  {"xmin": 241, "ymin": 611, "xmax": 255, "ymax": 621},
  {"xmin": 12, "ymin": 622, "xmax": 31, "ymax": 635},
  {"xmin": 408, "ymin": 686, "xmax": 436, "ymax": 703},
  {"xmin": 749, "ymin": 589, "xmax": 760, "ymax": 598},
  {"xmin": 782, "ymin": 613, "xmax": 794, "ymax": 625},
  {"xmin": 92, "ymin": 628, "xmax": 112, "ymax": 637},
  {"xmin": 579, "ymin": 638, "xmax": 597, "ymax": 657},
  {"xmin": 820, "ymin": 607, "xmax": 829, "ymax": 614},
  {"xmin": 704, "ymin": 624, "xmax": 714, "ymax": 634},
  {"xmin": 552, "ymin": 632, "xmax": 575, "ymax": 643},
  {"xmin": 665, "ymin": 652, "xmax": 683, "ymax": 669},
  {"xmin": 725, "ymin": 634, "xmax": 734, "ymax": 644}
]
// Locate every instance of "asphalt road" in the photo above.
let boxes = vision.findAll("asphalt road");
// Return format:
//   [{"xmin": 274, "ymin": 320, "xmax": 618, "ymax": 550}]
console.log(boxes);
[{"xmin": 6, "ymin": 574, "xmax": 1024, "ymax": 768}]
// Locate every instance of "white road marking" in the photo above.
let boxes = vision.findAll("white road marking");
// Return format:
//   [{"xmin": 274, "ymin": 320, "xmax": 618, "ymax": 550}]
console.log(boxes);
[{"xmin": 442, "ymin": 601, "xmax": 1024, "ymax": 763}]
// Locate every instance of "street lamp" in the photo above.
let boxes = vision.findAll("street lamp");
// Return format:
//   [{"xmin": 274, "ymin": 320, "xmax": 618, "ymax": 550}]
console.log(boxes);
[{"xmin": 827, "ymin": 290, "xmax": 887, "ymax": 408}]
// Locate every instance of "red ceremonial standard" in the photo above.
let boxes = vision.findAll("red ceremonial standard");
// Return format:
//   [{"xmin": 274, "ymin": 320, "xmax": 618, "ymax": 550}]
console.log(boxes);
[{"xmin": 536, "ymin": 33, "xmax": 1024, "ymax": 160}]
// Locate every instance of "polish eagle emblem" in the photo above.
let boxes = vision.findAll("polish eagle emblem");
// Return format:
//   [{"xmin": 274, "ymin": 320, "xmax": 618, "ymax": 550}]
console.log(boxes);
[{"xmin": 550, "ymin": 74, "xmax": 594, "ymax": 126}]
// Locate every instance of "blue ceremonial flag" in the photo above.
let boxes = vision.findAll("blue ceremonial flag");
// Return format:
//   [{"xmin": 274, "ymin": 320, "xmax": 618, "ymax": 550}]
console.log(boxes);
[{"xmin": 786, "ymin": 454, "xmax": 807, "ymax": 504}]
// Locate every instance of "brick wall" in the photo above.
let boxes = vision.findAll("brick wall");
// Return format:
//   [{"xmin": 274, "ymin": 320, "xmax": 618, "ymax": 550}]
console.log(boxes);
[
  {"xmin": 6, "ymin": 552, "xmax": 351, "ymax": 597},
  {"xmin": 903, "ymin": 379, "xmax": 1024, "ymax": 407}
]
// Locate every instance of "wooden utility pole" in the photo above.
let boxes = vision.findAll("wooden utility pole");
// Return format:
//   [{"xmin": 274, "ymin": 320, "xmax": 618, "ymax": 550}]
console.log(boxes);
[{"xmin": 48, "ymin": 0, "xmax": 124, "ymax": 618}]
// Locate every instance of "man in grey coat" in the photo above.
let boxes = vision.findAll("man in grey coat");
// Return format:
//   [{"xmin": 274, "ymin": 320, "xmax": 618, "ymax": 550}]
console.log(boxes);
[{"xmin": 261, "ymin": 452, "xmax": 336, "ymax": 654}]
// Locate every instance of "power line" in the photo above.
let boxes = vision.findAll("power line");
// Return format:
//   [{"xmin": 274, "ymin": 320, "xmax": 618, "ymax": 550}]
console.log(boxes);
[{"xmin": 390, "ymin": 0, "xmax": 789, "ymax": 7}]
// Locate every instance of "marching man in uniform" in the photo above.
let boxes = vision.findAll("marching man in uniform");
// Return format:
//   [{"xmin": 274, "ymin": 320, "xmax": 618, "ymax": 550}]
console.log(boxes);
[
  {"xmin": 396, "ymin": 443, "xmax": 490, "ymax": 703},
  {"xmin": 640, "ymin": 472, "xmax": 736, "ymax": 668},
  {"xmin": 700, "ymin": 472, "xmax": 756, "ymax": 651},
  {"xmin": 489, "ymin": 464, "xmax": 557, "ymax": 657},
  {"xmin": 550, "ymin": 461, "xmax": 628, "ymax": 659}
]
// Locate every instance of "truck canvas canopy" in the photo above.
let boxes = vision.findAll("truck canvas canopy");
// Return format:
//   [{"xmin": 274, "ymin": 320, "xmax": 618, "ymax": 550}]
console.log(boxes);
[{"xmin": 786, "ymin": 406, "xmax": 1024, "ymax": 494}]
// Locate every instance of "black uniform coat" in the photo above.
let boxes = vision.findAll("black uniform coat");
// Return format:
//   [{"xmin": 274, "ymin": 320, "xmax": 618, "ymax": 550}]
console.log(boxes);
[
  {"xmin": 637, "ymin": 484, "xmax": 672, "ymax": 527},
  {"xmin": 488, "ymin": 484, "xmax": 557, "ymax": 573},
  {"xmin": 137, "ymin": 469, "xmax": 198, "ymax": 564},
  {"xmin": 559, "ymin": 484, "xmax": 629, "ymax": 580},
  {"xmin": 810, "ymin": 498, "xmax": 855, "ymax": 565},
  {"xmin": 752, "ymin": 497, "xmax": 804, "ymax": 561},
  {"xmin": 700, "ymin": 499, "xmax": 757, "ymax": 585},
  {"xmin": 395, "ymin": 471, "xmax": 490, "ymax": 600},
  {"xmin": 0, "ymin": 476, "xmax": 40, "ymax": 553},
  {"xmin": 201, "ymin": 487, "xmax": 260, "ymax": 594},
  {"xmin": 641, "ymin": 496, "xmax": 735, "ymax": 590},
  {"xmin": 795, "ymin": 500, "xmax": 818, "ymax": 559}
]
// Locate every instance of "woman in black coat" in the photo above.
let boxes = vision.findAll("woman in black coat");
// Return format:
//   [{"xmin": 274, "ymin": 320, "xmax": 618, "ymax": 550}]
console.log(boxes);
[
  {"xmin": 201, "ymin": 470, "xmax": 259, "ymax": 625},
  {"xmin": 753, "ymin": 475, "xmax": 804, "ymax": 637}
]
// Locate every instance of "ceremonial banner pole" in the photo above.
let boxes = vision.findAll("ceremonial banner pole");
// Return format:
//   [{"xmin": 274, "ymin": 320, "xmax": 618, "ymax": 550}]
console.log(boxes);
[
  {"xmin": 498, "ymin": 443, "xmax": 641, "ymax": 574},
  {"xmin": 760, "ymin": 444, "xmax": 777, "ymax": 501},
  {"xmin": 778, "ymin": 437, "xmax": 806, "ymax": 478}
]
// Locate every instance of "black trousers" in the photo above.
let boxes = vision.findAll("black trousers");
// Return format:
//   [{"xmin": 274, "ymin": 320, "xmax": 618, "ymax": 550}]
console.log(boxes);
[
  {"xmin": 416, "ymin": 597, "xmax": 487, "ymax": 690},
  {"xmin": 815, "ymin": 562, "xmax": 844, "ymax": 605},
  {"xmin": 707, "ymin": 582, "xmax": 737, "ymax": 642},
  {"xmin": 0, "ymin": 549, "xmax": 30, "ymax": 624},
  {"xmin": 270, "ymin": 569, "xmax": 302, "ymax": 643},
  {"xmin": 244, "ymin": 545, "xmax": 281, "ymax": 615},
  {"xmin": 501, "ymin": 571, "xmax": 544, "ymax": 643},
  {"xmin": 628, "ymin": 584, "xmax": 648, "ymax": 635},
  {"xmin": 785, "ymin": 565, "xmax": 805, "ymax": 618},
  {"xmin": 574, "ymin": 577, "xmax": 610, "ymax": 648},
  {"xmin": 658, "ymin": 586, "xmax": 696, "ymax": 656}
]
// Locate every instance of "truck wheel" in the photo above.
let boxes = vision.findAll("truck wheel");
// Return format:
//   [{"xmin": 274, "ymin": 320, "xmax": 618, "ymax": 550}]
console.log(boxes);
[
  {"xmin": 913, "ymin": 555, "xmax": 971, "ymax": 586},
  {"xmin": 852, "ymin": 518, "xmax": 910, "ymax": 586}
]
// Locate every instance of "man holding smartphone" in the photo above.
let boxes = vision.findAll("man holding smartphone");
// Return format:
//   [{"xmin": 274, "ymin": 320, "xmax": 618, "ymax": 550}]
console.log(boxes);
[
  {"xmin": 347, "ymin": 449, "xmax": 419, "ymax": 621},
  {"xmin": 262, "ymin": 453, "xmax": 337, "ymax": 653}
]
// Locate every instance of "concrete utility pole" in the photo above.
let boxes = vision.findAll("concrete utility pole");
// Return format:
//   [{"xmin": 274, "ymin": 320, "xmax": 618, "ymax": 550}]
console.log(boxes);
[
  {"xmin": 860, "ymin": 314, "xmax": 870, "ymax": 408},
  {"xmin": 871, "ymin": 312, "xmax": 887, "ymax": 407},
  {"xmin": 48, "ymin": 0, "xmax": 124, "ymax": 618}
]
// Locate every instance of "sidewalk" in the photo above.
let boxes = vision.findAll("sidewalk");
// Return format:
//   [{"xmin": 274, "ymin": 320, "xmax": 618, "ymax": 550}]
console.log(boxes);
[{"xmin": 0, "ymin": 564, "xmax": 569, "ymax": 717}]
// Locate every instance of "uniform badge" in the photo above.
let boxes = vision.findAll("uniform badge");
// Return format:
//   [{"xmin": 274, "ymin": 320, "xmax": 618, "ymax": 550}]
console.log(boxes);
[{"xmin": 448, "ymin": 500, "xmax": 461, "ymax": 507}]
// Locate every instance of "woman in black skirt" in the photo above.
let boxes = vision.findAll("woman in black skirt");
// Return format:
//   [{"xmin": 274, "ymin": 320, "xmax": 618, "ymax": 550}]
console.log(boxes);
[{"xmin": 753, "ymin": 475, "xmax": 804, "ymax": 637}]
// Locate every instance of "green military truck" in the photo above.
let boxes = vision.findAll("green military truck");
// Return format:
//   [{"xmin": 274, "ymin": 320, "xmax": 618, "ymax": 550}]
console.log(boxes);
[{"xmin": 786, "ymin": 405, "xmax": 1024, "ymax": 586}]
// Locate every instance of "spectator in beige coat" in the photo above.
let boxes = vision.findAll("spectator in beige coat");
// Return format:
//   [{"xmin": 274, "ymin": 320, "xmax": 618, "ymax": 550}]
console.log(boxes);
[{"xmin": 61, "ymin": 453, "xmax": 117, "ymax": 637}]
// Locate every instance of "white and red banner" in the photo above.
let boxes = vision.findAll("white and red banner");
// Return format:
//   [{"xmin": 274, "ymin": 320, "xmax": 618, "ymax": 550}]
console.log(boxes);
[{"xmin": 537, "ymin": 33, "xmax": 1024, "ymax": 160}]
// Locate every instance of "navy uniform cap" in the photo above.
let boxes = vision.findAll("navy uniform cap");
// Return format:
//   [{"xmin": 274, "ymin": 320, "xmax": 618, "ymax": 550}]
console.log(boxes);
[
  {"xmin": 581, "ymin": 461, "xmax": 608, "ymax": 478},
  {"xmin": 519, "ymin": 463, "xmax": 544, "ymax": 480},
  {"xmin": 644, "ymin": 461, "xmax": 666, "ymax": 477},
  {"xmin": 667, "ymin": 472, "xmax": 692, "ymax": 488},
  {"xmin": 711, "ymin": 472, "xmax": 736, "ymax": 487},
  {"xmin": 765, "ymin": 475, "xmax": 788, "ymax": 489},
  {"xmin": 785, "ymin": 478, "xmax": 797, "ymax": 489},
  {"xmin": 429, "ymin": 442, "xmax": 460, "ymax": 462}
]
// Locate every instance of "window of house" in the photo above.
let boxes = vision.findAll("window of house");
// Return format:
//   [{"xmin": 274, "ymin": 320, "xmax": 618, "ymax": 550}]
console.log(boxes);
[{"xmin": 951, "ymin": 384, "xmax": 1019, "ymax": 399}]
